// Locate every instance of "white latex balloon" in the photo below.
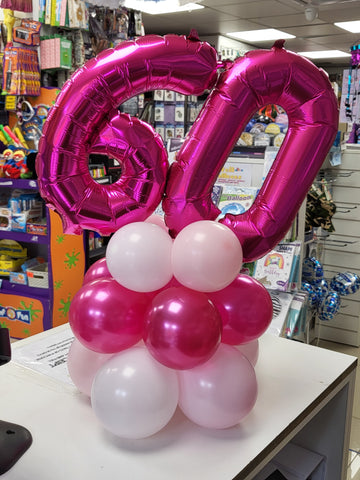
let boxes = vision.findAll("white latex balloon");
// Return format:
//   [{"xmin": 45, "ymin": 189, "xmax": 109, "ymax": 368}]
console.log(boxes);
[
  {"xmin": 67, "ymin": 339, "xmax": 114, "ymax": 397},
  {"xmin": 91, "ymin": 347, "xmax": 179, "ymax": 439},
  {"xmin": 106, "ymin": 222, "xmax": 173, "ymax": 292},
  {"xmin": 178, "ymin": 344, "xmax": 257, "ymax": 429},
  {"xmin": 172, "ymin": 220, "xmax": 243, "ymax": 292}
]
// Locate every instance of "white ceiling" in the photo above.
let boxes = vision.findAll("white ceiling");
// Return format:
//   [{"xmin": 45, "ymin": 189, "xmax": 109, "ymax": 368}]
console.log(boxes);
[{"xmin": 142, "ymin": 0, "xmax": 360, "ymax": 66}]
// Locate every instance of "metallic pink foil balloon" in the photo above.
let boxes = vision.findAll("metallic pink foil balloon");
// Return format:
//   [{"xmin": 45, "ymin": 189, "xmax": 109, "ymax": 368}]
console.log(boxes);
[
  {"xmin": 178, "ymin": 344, "xmax": 257, "ymax": 429},
  {"xmin": 83, "ymin": 257, "xmax": 111, "ymax": 285},
  {"xmin": 69, "ymin": 278, "xmax": 150, "ymax": 353},
  {"xmin": 163, "ymin": 41, "xmax": 339, "ymax": 262},
  {"xmin": 36, "ymin": 34, "xmax": 219, "ymax": 235},
  {"xmin": 143, "ymin": 286, "xmax": 222, "ymax": 370},
  {"xmin": 208, "ymin": 274, "xmax": 273, "ymax": 345}
]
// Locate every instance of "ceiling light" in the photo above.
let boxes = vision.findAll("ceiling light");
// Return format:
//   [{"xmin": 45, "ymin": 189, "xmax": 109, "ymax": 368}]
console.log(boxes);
[
  {"xmin": 298, "ymin": 50, "xmax": 351, "ymax": 59},
  {"xmin": 334, "ymin": 20, "xmax": 360, "ymax": 33},
  {"xmin": 123, "ymin": 0, "xmax": 204, "ymax": 14},
  {"xmin": 227, "ymin": 29, "xmax": 295, "ymax": 42}
]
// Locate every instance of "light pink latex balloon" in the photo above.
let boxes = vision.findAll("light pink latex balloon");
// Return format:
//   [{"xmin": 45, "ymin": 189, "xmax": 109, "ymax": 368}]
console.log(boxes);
[
  {"xmin": 67, "ymin": 338, "xmax": 113, "ymax": 396},
  {"xmin": 145, "ymin": 214, "xmax": 168, "ymax": 231},
  {"xmin": 69, "ymin": 278, "xmax": 150, "ymax": 353},
  {"xmin": 178, "ymin": 344, "xmax": 257, "ymax": 429},
  {"xmin": 143, "ymin": 286, "xmax": 222, "ymax": 370},
  {"xmin": 91, "ymin": 347, "xmax": 179, "ymax": 439},
  {"xmin": 106, "ymin": 222, "xmax": 173, "ymax": 292},
  {"xmin": 83, "ymin": 257, "xmax": 111, "ymax": 285},
  {"xmin": 236, "ymin": 340, "xmax": 259, "ymax": 367},
  {"xmin": 171, "ymin": 220, "xmax": 243, "ymax": 292}
]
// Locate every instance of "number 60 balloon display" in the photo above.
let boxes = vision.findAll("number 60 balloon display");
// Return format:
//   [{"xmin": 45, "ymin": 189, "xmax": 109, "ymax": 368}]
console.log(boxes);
[{"xmin": 36, "ymin": 34, "xmax": 338, "ymax": 262}]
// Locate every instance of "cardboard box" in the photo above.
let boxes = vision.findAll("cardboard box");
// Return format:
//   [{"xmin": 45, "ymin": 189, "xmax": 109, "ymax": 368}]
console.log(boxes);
[
  {"xmin": 9, "ymin": 271, "xmax": 28, "ymax": 285},
  {"xmin": 26, "ymin": 222, "xmax": 47, "ymax": 236}
]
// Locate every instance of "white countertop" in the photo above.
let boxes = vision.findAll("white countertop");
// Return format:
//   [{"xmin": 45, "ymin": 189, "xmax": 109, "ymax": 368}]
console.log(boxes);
[{"xmin": 0, "ymin": 325, "xmax": 357, "ymax": 479}]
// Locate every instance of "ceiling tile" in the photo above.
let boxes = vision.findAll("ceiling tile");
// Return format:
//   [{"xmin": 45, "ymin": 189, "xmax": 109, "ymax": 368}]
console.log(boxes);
[
  {"xmin": 282, "ymin": 23, "xmax": 346, "ymax": 37},
  {"xmin": 218, "ymin": 0, "xmax": 300, "ymax": 18},
  {"xmin": 255, "ymin": 13, "xmax": 326, "ymax": 28},
  {"xmin": 318, "ymin": 5, "xmax": 360, "ymax": 22}
]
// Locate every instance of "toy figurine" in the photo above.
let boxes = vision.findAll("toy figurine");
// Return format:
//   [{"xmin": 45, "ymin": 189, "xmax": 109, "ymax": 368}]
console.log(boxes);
[{"xmin": 2, "ymin": 149, "xmax": 31, "ymax": 179}]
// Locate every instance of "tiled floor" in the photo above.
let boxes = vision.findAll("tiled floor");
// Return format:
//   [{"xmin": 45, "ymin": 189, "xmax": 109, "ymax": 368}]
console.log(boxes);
[{"xmin": 317, "ymin": 339, "xmax": 360, "ymax": 480}]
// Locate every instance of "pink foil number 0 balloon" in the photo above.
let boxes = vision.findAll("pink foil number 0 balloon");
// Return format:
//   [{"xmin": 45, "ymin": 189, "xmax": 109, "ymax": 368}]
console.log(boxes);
[{"xmin": 36, "ymin": 35, "xmax": 338, "ymax": 262}]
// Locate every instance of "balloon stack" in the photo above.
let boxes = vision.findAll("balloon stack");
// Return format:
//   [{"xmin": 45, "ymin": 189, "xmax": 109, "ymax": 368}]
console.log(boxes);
[
  {"xmin": 35, "ymin": 33, "xmax": 339, "ymax": 438},
  {"xmin": 301, "ymin": 257, "xmax": 360, "ymax": 322},
  {"xmin": 68, "ymin": 220, "xmax": 270, "ymax": 437}
]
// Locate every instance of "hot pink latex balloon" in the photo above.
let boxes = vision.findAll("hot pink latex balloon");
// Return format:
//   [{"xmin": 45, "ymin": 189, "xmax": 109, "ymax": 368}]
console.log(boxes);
[
  {"xmin": 36, "ymin": 34, "xmax": 218, "ymax": 235},
  {"xmin": 208, "ymin": 274, "xmax": 273, "ymax": 345},
  {"xmin": 143, "ymin": 287, "xmax": 222, "ymax": 370},
  {"xmin": 67, "ymin": 338, "xmax": 113, "ymax": 396},
  {"xmin": 178, "ymin": 344, "xmax": 257, "ymax": 429},
  {"xmin": 83, "ymin": 257, "xmax": 111, "ymax": 285},
  {"xmin": 163, "ymin": 41, "xmax": 339, "ymax": 262},
  {"xmin": 69, "ymin": 278, "xmax": 150, "ymax": 353}
]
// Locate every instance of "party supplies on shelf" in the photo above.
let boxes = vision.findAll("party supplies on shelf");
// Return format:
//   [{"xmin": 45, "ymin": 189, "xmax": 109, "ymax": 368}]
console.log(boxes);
[
  {"xmin": 40, "ymin": 36, "xmax": 72, "ymax": 70},
  {"xmin": 13, "ymin": 19, "xmax": 41, "ymax": 46},
  {"xmin": 218, "ymin": 186, "xmax": 259, "ymax": 218},
  {"xmin": 2, "ymin": 46, "xmax": 40, "ymax": 96},
  {"xmin": 0, "ymin": 240, "xmax": 28, "ymax": 276},
  {"xmin": 26, "ymin": 262, "xmax": 48, "ymax": 288},
  {"xmin": 254, "ymin": 243, "xmax": 298, "ymax": 292}
]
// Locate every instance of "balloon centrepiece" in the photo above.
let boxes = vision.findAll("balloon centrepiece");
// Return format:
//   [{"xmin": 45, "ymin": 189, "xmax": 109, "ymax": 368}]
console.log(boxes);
[{"xmin": 36, "ymin": 32, "xmax": 339, "ymax": 439}]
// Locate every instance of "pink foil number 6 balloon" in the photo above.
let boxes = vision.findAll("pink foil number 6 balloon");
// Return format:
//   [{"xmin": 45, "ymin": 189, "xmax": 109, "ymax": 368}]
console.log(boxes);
[
  {"xmin": 36, "ymin": 35, "xmax": 338, "ymax": 261},
  {"xmin": 36, "ymin": 34, "xmax": 218, "ymax": 235}
]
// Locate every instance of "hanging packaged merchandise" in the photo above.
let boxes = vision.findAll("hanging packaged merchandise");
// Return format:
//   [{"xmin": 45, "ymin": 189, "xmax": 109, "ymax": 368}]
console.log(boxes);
[
  {"xmin": 13, "ymin": 19, "xmax": 41, "ymax": 46},
  {"xmin": 2, "ymin": 46, "xmax": 40, "ymax": 96},
  {"xmin": 305, "ymin": 181, "xmax": 336, "ymax": 232}
]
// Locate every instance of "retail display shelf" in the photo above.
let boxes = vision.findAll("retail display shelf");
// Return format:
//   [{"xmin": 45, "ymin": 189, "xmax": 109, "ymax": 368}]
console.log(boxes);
[
  {"xmin": 0, "ymin": 278, "xmax": 49, "ymax": 298},
  {"xmin": 88, "ymin": 246, "xmax": 106, "ymax": 259},
  {"xmin": 0, "ymin": 179, "xmax": 38, "ymax": 190},
  {"xmin": 0, "ymin": 230, "xmax": 48, "ymax": 244}
]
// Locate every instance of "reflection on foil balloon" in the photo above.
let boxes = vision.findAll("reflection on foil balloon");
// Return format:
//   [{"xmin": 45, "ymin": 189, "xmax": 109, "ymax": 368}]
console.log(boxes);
[
  {"xmin": 163, "ymin": 40, "xmax": 338, "ymax": 262},
  {"xmin": 318, "ymin": 290, "xmax": 341, "ymax": 321},
  {"xmin": 302, "ymin": 257, "xmax": 324, "ymax": 286},
  {"xmin": 36, "ymin": 34, "xmax": 219, "ymax": 234},
  {"xmin": 330, "ymin": 272, "xmax": 360, "ymax": 296},
  {"xmin": 301, "ymin": 282, "xmax": 319, "ymax": 308}
]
